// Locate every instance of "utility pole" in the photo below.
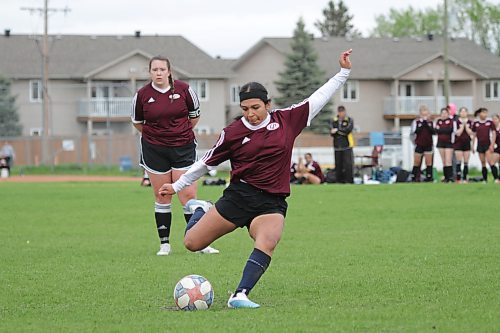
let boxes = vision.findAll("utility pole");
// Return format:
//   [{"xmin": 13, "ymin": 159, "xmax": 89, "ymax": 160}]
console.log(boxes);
[
  {"xmin": 21, "ymin": 1, "xmax": 70, "ymax": 165},
  {"xmin": 443, "ymin": 0, "xmax": 450, "ymax": 106}
]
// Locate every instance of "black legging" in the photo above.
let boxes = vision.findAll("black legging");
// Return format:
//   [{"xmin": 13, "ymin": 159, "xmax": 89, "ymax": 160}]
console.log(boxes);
[{"xmin": 334, "ymin": 149, "xmax": 353, "ymax": 183}]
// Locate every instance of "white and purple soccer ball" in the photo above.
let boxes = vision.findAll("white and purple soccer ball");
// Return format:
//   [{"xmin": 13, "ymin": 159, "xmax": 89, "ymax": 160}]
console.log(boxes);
[{"xmin": 173, "ymin": 274, "xmax": 214, "ymax": 310}]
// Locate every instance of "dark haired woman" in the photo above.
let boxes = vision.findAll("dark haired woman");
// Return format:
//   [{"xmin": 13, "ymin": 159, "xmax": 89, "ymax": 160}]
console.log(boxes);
[
  {"xmin": 159, "ymin": 50, "xmax": 352, "ymax": 308},
  {"xmin": 472, "ymin": 108, "xmax": 498, "ymax": 182},
  {"xmin": 435, "ymin": 108, "xmax": 456, "ymax": 182},
  {"xmin": 131, "ymin": 56, "xmax": 218, "ymax": 256}
]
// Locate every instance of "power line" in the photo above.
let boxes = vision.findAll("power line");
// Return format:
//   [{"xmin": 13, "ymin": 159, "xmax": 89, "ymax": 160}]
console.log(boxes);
[{"xmin": 20, "ymin": 1, "xmax": 71, "ymax": 165}]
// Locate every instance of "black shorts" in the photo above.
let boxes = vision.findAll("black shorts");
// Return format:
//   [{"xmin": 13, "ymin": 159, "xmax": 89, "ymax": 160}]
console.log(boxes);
[
  {"xmin": 140, "ymin": 137, "xmax": 196, "ymax": 174},
  {"xmin": 215, "ymin": 182, "xmax": 288, "ymax": 228},
  {"xmin": 415, "ymin": 145, "xmax": 433, "ymax": 154},
  {"xmin": 437, "ymin": 141, "xmax": 453, "ymax": 149},
  {"xmin": 477, "ymin": 144, "xmax": 490, "ymax": 154},
  {"xmin": 453, "ymin": 141, "xmax": 471, "ymax": 151}
]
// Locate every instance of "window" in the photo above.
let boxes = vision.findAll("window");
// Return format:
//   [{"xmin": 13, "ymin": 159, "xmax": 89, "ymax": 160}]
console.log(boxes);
[
  {"xmin": 30, "ymin": 128, "xmax": 42, "ymax": 136},
  {"xmin": 230, "ymin": 84, "xmax": 241, "ymax": 105},
  {"xmin": 485, "ymin": 81, "xmax": 499, "ymax": 100},
  {"xmin": 91, "ymin": 84, "xmax": 112, "ymax": 98},
  {"xmin": 341, "ymin": 80, "xmax": 359, "ymax": 102},
  {"xmin": 30, "ymin": 80, "xmax": 42, "ymax": 102},
  {"xmin": 189, "ymin": 80, "xmax": 209, "ymax": 101},
  {"xmin": 399, "ymin": 82, "xmax": 415, "ymax": 97}
]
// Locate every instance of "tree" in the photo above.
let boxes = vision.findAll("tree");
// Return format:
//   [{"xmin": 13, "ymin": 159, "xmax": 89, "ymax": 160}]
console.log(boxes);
[
  {"xmin": 454, "ymin": 0, "xmax": 500, "ymax": 55},
  {"xmin": 0, "ymin": 76, "xmax": 22, "ymax": 137},
  {"xmin": 371, "ymin": 6, "xmax": 443, "ymax": 38},
  {"xmin": 315, "ymin": 0, "xmax": 361, "ymax": 38},
  {"xmin": 371, "ymin": 1, "xmax": 500, "ymax": 55},
  {"xmin": 275, "ymin": 18, "xmax": 331, "ymax": 134}
]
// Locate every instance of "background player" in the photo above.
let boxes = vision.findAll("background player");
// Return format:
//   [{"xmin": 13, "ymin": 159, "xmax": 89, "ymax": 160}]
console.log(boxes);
[
  {"xmin": 472, "ymin": 108, "xmax": 497, "ymax": 182},
  {"xmin": 410, "ymin": 105, "xmax": 434, "ymax": 182},
  {"xmin": 453, "ymin": 107, "xmax": 474, "ymax": 182},
  {"xmin": 159, "ymin": 49, "xmax": 352, "ymax": 308},
  {"xmin": 435, "ymin": 108, "xmax": 456, "ymax": 182},
  {"xmin": 131, "ymin": 56, "xmax": 218, "ymax": 256},
  {"xmin": 491, "ymin": 114, "xmax": 500, "ymax": 183},
  {"xmin": 294, "ymin": 153, "xmax": 324, "ymax": 184}
]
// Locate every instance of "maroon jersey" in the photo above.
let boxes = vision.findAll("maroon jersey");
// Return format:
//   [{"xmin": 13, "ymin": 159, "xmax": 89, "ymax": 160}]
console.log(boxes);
[
  {"xmin": 202, "ymin": 101, "xmax": 310, "ymax": 196},
  {"xmin": 306, "ymin": 161, "xmax": 324, "ymax": 182},
  {"xmin": 131, "ymin": 80, "xmax": 199, "ymax": 147},
  {"xmin": 411, "ymin": 118, "xmax": 434, "ymax": 147},
  {"xmin": 435, "ymin": 118, "xmax": 456, "ymax": 144},
  {"xmin": 472, "ymin": 120, "xmax": 495, "ymax": 146},
  {"xmin": 495, "ymin": 125, "xmax": 500, "ymax": 151},
  {"xmin": 454, "ymin": 119, "xmax": 474, "ymax": 145}
]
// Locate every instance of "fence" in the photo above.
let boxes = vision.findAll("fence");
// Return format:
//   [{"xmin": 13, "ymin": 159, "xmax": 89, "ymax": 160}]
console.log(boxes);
[{"xmin": 1, "ymin": 132, "xmax": 405, "ymax": 170}]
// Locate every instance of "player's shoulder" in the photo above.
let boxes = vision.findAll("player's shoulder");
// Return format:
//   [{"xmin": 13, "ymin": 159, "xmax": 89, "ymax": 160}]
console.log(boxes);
[
  {"xmin": 174, "ymin": 80, "xmax": 189, "ymax": 90},
  {"xmin": 137, "ymin": 82, "xmax": 153, "ymax": 95},
  {"xmin": 221, "ymin": 118, "xmax": 247, "ymax": 138}
]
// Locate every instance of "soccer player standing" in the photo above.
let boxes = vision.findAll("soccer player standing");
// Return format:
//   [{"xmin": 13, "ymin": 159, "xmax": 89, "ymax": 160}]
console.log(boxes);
[
  {"xmin": 435, "ymin": 108, "xmax": 457, "ymax": 182},
  {"xmin": 491, "ymin": 114, "xmax": 500, "ymax": 183},
  {"xmin": 453, "ymin": 107, "xmax": 474, "ymax": 182},
  {"xmin": 159, "ymin": 50, "xmax": 353, "ymax": 308},
  {"xmin": 472, "ymin": 108, "xmax": 498, "ymax": 182},
  {"xmin": 410, "ymin": 105, "xmax": 435, "ymax": 182},
  {"xmin": 131, "ymin": 56, "xmax": 218, "ymax": 256}
]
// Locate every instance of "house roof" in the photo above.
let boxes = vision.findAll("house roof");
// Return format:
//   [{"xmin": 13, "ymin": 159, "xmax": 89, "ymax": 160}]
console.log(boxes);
[
  {"xmin": 0, "ymin": 34, "xmax": 233, "ymax": 80},
  {"xmin": 237, "ymin": 37, "xmax": 500, "ymax": 80}
]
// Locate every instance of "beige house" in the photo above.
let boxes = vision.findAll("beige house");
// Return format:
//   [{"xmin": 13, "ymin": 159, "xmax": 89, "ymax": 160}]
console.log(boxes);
[
  {"xmin": 0, "ymin": 33, "xmax": 232, "ymax": 137},
  {"xmin": 229, "ymin": 36, "xmax": 500, "ymax": 132},
  {"xmin": 1, "ymin": 33, "xmax": 499, "ymax": 139}
]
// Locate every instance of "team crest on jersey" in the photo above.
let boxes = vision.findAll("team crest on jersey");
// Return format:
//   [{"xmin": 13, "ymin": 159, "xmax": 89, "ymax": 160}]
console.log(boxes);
[
  {"xmin": 169, "ymin": 94, "xmax": 181, "ymax": 100},
  {"xmin": 267, "ymin": 123, "xmax": 280, "ymax": 131},
  {"xmin": 148, "ymin": 97, "xmax": 155, "ymax": 103}
]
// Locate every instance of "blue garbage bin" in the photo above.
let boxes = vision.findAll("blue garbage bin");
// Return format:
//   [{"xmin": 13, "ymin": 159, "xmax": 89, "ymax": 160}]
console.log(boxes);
[{"xmin": 119, "ymin": 156, "xmax": 132, "ymax": 172}]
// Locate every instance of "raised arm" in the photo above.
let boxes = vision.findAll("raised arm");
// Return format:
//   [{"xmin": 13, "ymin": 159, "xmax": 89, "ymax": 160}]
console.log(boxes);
[{"xmin": 307, "ymin": 49, "xmax": 352, "ymax": 124}]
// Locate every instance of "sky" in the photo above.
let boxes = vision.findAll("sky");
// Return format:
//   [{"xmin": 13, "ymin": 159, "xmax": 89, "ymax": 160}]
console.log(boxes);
[{"xmin": 0, "ymin": 0, "xmax": 476, "ymax": 58}]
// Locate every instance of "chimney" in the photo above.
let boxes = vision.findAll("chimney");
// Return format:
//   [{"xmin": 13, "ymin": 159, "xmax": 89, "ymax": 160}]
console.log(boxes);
[
  {"xmin": 135, "ymin": 30, "xmax": 141, "ymax": 38},
  {"xmin": 5, "ymin": 29, "xmax": 11, "ymax": 37}
]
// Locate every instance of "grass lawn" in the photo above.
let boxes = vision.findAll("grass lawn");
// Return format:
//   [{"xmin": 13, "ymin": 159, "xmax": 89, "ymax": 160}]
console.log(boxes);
[{"xmin": 0, "ymin": 181, "xmax": 498, "ymax": 332}]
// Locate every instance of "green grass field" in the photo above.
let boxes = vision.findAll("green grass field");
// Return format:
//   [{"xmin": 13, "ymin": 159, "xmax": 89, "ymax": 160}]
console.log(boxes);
[{"xmin": 0, "ymin": 181, "xmax": 498, "ymax": 333}]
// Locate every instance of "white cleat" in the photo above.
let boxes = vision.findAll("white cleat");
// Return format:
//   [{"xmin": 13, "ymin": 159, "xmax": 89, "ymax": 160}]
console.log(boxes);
[
  {"xmin": 197, "ymin": 246, "xmax": 220, "ymax": 254},
  {"xmin": 156, "ymin": 243, "xmax": 171, "ymax": 256},
  {"xmin": 185, "ymin": 199, "xmax": 213, "ymax": 214},
  {"xmin": 227, "ymin": 292, "xmax": 260, "ymax": 309}
]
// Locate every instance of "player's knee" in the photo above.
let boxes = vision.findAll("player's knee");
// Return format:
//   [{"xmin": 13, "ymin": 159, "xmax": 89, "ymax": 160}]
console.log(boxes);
[
  {"xmin": 258, "ymin": 235, "xmax": 281, "ymax": 253},
  {"xmin": 184, "ymin": 235, "xmax": 202, "ymax": 252}
]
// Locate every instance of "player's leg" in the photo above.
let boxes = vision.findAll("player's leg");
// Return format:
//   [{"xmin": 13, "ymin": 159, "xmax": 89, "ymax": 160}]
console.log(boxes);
[
  {"xmin": 455, "ymin": 150, "xmax": 463, "ymax": 181},
  {"xmin": 412, "ymin": 151, "xmax": 423, "ymax": 181},
  {"xmin": 171, "ymin": 168, "xmax": 197, "ymax": 223},
  {"xmin": 486, "ymin": 150, "xmax": 498, "ymax": 180},
  {"xmin": 183, "ymin": 206, "xmax": 237, "ymax": 251},
  {"xmin": 302, "ymin": 173, "xmax": 321, "ymax": 184},
  {"xmin": 228, "ymin": 214, "xmax": 284, "ymax": 309},
  {"xmin": 445, "ymin": 148, "xmax": 454, "ymax": 182},
  {"xmin": 147, "ymin": 171, "xmax": 174, "ymax": 255},
  {"xmin": 424, "ymin": 151, "xmax": 434, "ymax": 181},
  {"xmin": 478, "ymin": 152, "xmax": 487, "ymax": 181},
  {"xmin": 493, "ymin": 152, "xmax": 500, "ymax": 183},
  {"xmin": 462, "ymin": 150, "xmax": 470, "ymax": 181},
  {"xmin": 438, "ymin": 148, "xmax": 448, "ymax": 181}
]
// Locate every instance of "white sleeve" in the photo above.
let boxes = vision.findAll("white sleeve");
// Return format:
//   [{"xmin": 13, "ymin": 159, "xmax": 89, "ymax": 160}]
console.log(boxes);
[
  {"xmin": 172, "ymin": 159, "xmax": 210, "ymax": 193},
  {"xmin": 307, "ymin": 68, "xmax": 350, "ymax": 125},
  {"xmin": 411, "ymin": 120, "xmax": 417, "ymax": 134}
]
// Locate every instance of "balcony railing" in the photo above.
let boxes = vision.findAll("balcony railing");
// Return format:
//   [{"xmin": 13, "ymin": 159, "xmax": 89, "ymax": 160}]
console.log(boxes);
[
  {"xmin": 78, "ymin": 97, "xmax": 132, "ymax": 119},
  {"xmin": 384, "ymin": 96, "xmax": 473, "ymax": 116}
]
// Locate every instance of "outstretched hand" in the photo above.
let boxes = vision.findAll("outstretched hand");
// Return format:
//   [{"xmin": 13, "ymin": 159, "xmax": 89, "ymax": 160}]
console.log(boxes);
[
  {"xmin": 159, "ymin": 183, "xmax": 175, "ymax": 196},
  {"xmin": 339, "ymin": 49, "xmax": 352, "ymax": 69}
]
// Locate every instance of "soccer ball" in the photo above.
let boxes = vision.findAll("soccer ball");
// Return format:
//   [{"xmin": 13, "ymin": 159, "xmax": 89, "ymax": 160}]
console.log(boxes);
[{"xmin": 173, "ymin": 274, "xmax": 214, "ymax": 310}]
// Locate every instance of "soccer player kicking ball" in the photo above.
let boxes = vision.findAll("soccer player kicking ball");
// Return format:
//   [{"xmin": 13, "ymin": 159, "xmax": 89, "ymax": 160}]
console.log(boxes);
[{"xmin": 159, "ymin": 49, "xmax": 353, "ymax": 308}]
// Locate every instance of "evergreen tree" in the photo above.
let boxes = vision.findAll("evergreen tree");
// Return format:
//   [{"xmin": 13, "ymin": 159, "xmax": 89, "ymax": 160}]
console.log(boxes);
[
  {"xmin": 315, "ymin": 0, "xmax": 361, "ymax": 38},
  {"xmin": 0, "ymin": 76, "xmax": 22, "ymax": 137},
  {"xmin": 275, "ymin": 18, "xmax": 331, "ymax": 134}
]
